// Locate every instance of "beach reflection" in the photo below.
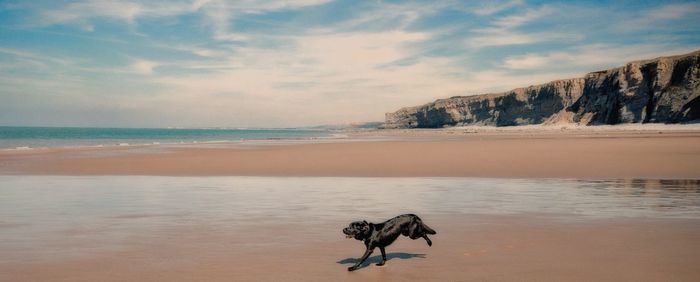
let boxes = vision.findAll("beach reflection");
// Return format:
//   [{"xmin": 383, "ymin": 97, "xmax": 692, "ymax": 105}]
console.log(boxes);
[
  {"xmin": 1, "ymin": 177, "xmax": 699, "ymax": 224},
  {"xmin": 0, "ymin": 176, "xmax": 699, "ymax": 261}
]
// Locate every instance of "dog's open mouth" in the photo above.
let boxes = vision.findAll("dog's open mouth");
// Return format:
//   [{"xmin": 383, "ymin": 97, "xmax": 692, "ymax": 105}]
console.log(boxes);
[{"xmin": 345, "ymin": 234, "xmax": 354, "ymax": 238}]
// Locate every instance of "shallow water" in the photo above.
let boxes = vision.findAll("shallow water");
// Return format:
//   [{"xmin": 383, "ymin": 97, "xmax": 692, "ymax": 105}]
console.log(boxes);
[
  {"xmin": 0, "ymin": 126, "xmax": 330, "ymax": 149},
  {"xmin": 1, "ymin": 176, "xmax": 699, "ymax": 262}
]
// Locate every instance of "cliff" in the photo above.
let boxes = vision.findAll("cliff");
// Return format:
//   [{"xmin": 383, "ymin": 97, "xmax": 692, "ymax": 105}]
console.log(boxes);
[{"xmin": 384, "ymin": 50, "xmax": 700, "ymax": 128}]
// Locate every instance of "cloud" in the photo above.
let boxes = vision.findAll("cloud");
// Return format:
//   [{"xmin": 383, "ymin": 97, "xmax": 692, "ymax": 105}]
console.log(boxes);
[
  {"xmin": 41, "ymin": 1, "xmax": 144, "ymax": 25},
  {"xmin": 197, "ymin": 0, "xmax": 253, "ymax": 42},
  {"xmin": 489, "ymin": 5, "xmax": 553, "ymax": 29},
  {"xmin": 110, "ymin": 1, "xmax": 482, "ymax": 125},
  {"xmin": 28, "ymin": 0, "xmax": 331, "ymax": 40},
  {"xmin": 131, "ymin": 29, "xmax": 487, "ymax": 126},
  {"xmin": 472, "ymin": 0, "xmax": 524, "ymax": 16},
  {"xmin": 129, "ymin": 59, "xmax": 159, "ymax": 74},
  {"xmin": 310, "ymin": 1, "xmax": 450, "ymax": 35},
  {"xmin": 0, "ymin": 47, "xmax": 74, "ymax": 66},
  {"xmin": 35, "ymin": 0, "xmax": 208, "ymax": 26},
  {"xmin": 616, "ymin": 2, "xmax": 700, "ymax": 32},
  {"xmin": 468, "ymin": 31, "xmax": 582, "ymax": 48},
  {"xmin": 466, "ymin": 5, "xmax": 575, "ymax": 48},
  {"xmin": 501, "ymin": 44, "xmax": 700, "ymax": 71},
  {"xmin": 195, "ymin": 0, "xmax": 333, "ymax": 41},
  {"xmin": 651, "ymin": 2, "xmax": 700, "ymax": 20},
  {"xmin": 502, "ymin": 53, "xmax": 552, "ymax": 70}
]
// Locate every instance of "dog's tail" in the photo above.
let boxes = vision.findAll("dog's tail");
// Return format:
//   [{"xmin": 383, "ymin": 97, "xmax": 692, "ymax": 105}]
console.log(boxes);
[{"xmin": 421, "ymin": 222, "xmax": 437, "ymax": 235}]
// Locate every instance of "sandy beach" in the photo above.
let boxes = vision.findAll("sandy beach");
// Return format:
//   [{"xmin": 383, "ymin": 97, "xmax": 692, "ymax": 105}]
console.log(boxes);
[
  {"xmin": 2, "ymin": 127, "xmax": 699, "ymax": 178},
  {"xmin": 2, "ymin": 127, "xmax": 700, "ymax": 281}
]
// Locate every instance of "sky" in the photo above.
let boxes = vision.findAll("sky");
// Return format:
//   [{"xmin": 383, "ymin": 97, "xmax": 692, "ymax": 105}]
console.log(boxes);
[{"xmin": 1, "ymin": 0, "xmax": 699, "ymax": 128}]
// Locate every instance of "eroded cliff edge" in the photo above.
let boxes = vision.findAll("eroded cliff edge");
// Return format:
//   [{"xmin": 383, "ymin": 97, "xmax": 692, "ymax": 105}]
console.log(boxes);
[{"xmin": 384, "ymin": 50, "xmax": 700, "ymax": 128}]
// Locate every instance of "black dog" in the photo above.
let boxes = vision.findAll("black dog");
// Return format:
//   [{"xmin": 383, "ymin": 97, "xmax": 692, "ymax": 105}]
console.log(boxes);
[{"xmin": 342, "ymin": 214, "xmax": 436, "ymax": 271}]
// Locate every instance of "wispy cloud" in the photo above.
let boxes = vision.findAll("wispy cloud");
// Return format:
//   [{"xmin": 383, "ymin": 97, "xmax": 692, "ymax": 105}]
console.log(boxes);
[
  {"xmin": 0, "ymin": 47, "xmax": 74, "ymax": 66},
  {"xmin": 616, "ymin": 2, "xmax": 700, "ymax": 32},
  {"xmin": 501, "ymin": 44, "xmax": 700, "ymax": 71},
  {"xmin": 466, "ymin": 5, "xmax": 578, "ymax": 48},
  {"xmin": 489, "ymin": 5, "xmax": 553, "ymax": 29},
  {"xmin": 25, "ymin": 0, "xmax": 331, "ymax": 40},
  {"xmin": 472, "ymin": 0, "xmax": 524, "ymax": 16},
  {"xmin": 32, "ymin": 0, "xmax": 210, "ymax": 29},
  {"xmin": 468, "ymin": 31, "xmax": 582, "ymax": 48}
]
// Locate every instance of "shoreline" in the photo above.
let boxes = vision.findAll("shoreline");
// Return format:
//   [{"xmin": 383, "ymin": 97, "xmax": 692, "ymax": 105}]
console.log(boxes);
[
  {"xmin": 2, "ymin": 123, "xmax": 699, "ymax": 152},
  {"xmin": 1, "ymin": 126, "xmax": 699, "ymax": 178}
]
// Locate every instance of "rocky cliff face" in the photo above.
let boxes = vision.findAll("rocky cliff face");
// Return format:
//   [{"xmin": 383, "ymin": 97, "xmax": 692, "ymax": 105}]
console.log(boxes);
[{"xmin": 385, "ymin": 50, "xmax": 700, "ymax": 128}]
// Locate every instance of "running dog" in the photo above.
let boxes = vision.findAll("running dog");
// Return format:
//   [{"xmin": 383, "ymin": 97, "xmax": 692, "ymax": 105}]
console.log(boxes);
[{"xmin": 342, "ymin": 214, "xmax": 436, "ymax": 271}]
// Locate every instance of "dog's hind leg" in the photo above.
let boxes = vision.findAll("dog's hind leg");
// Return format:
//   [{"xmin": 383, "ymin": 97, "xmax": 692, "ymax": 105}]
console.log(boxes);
[
  {"xmin": 423, "ymin": 234, "xmax": 432, "ymax": 246},
  {"xmin": 376, "ymin": 247, "xmax": 387, "ymax": 266},
  {"xmin": 348, "ymin": 247, "xmax": 374, "ymax": 271}
]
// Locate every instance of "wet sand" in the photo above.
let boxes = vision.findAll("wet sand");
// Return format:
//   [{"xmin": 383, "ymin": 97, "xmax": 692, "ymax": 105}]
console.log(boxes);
[
  {"xmin": 1, "ymin": 176, "xmax": 699, "ymax": 281},
  {"xmin": 2, "ymin": 216, "xmax": 699, "ymax": 282},
  {"xmin": 1, "ymin": 129, "xmax": 699, "ymax": 178}
]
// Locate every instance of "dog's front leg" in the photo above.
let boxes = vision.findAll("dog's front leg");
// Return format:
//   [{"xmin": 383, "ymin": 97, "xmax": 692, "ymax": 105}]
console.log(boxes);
[
  {"xmin": 348, "ymin": 247, "xmax": 374, "ymax": 271},
  {"xmin": 376, "ymin": 246, "xmax": 386, "ymax": 266},
  {"xmin": 423, "ymin": 234, "xmax": 432, "ymax": 246}
]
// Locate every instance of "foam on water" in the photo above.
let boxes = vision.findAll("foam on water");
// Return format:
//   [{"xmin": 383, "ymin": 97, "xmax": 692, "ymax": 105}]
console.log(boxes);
[{"xmin": 0, "ymin": 126, "xmax": 331, "ymax": 149}]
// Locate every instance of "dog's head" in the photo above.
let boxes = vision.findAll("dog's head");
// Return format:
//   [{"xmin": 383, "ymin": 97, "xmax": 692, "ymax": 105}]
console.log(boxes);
[{"xmin": 342, "ymin": 220, "xmax": 370, "ymax": 240}]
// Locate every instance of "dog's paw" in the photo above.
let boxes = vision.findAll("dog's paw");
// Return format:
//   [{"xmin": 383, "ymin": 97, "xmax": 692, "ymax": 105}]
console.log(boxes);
[
  {"xmin": 348, "ymin": 266, "xmax": 358, "ymax": 271},
  {"xmin": 376, "ymin": 261, "xmax": 385, "ymax": 266}
]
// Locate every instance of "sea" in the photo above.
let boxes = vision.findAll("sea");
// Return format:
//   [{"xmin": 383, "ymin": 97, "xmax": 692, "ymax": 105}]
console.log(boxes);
[{"xmin": 0, "ymin": 126, "xmax": 332, "ymax": 149}]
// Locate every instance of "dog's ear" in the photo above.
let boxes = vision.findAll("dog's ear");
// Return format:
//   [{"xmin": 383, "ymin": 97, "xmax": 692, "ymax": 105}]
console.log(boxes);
[{"xmin": 361, "ymin": 220, "xmax": 371, "ymax": 232}]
